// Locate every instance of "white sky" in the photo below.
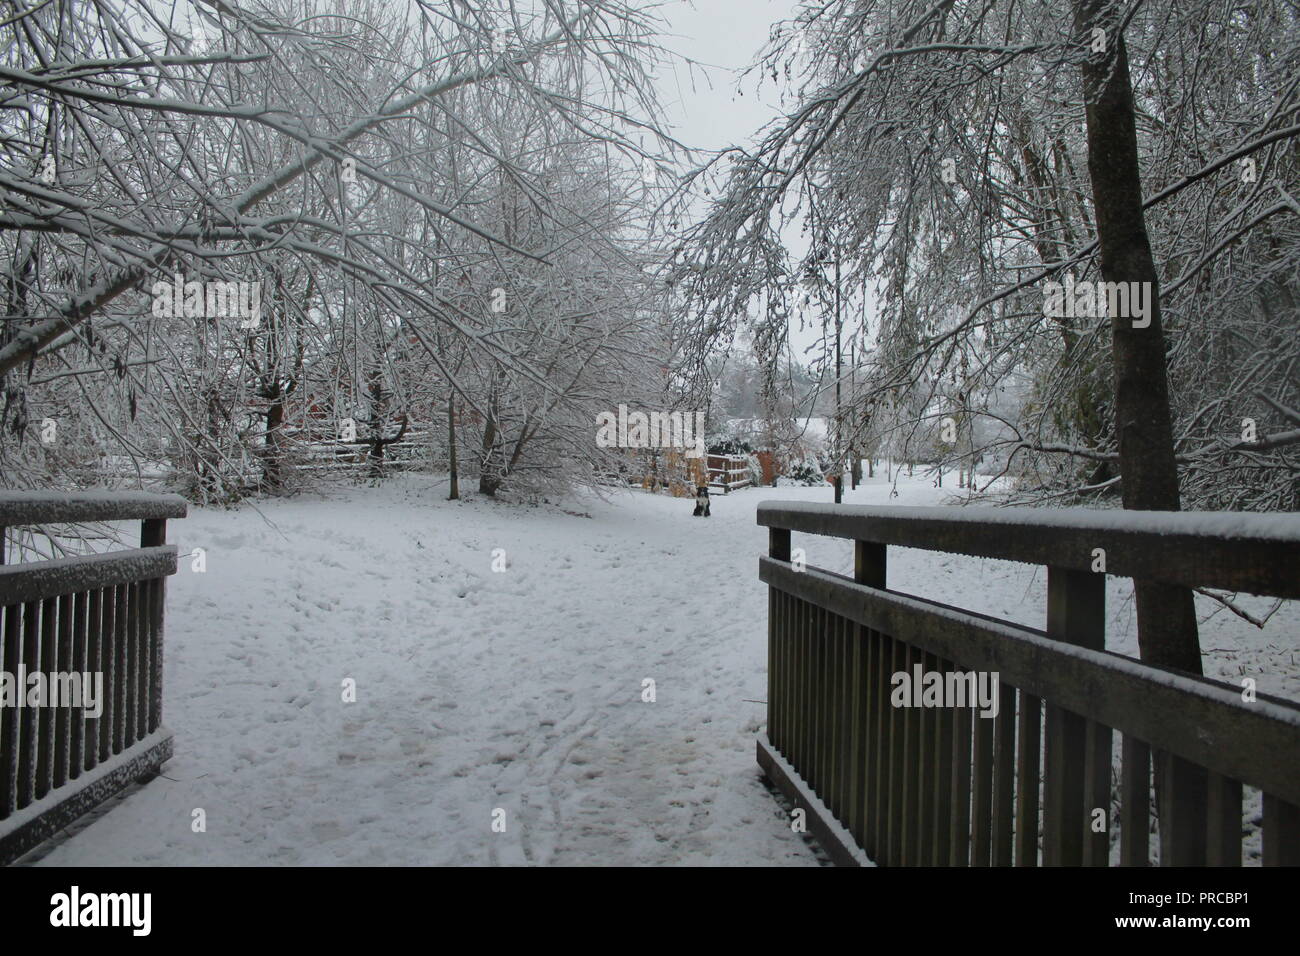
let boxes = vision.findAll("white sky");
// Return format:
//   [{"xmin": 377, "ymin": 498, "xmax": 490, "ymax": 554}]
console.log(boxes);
[
  {"xmin": 650, "ymin": 1, "xmax": 841, "ymax": 365},
  {"xmin": 652, "ymin": 0, "xmax": 800, "ymax": 155}
]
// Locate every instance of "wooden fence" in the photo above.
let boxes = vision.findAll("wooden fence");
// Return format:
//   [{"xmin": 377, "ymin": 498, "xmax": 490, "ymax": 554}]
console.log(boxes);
[
  {"xmin": 757, "ymin": 502, "xmax": 1300, "ymax": 866},
  {"xmin": 707, "ymin": 454, "xmax": 752, "ymax": 493},
  {"xmin": 0, "ymin": 491, "xmax": 186, "ymax": 864}
]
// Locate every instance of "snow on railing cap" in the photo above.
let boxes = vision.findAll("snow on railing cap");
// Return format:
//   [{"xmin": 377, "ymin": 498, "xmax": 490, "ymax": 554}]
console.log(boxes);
[
  {"xmin": 756, "ymin": 501, "xmax": 1300, "ymax": 543},
  {"xmin": 0, "ymin": 490, "xmax": 188, "ymax": 526}
]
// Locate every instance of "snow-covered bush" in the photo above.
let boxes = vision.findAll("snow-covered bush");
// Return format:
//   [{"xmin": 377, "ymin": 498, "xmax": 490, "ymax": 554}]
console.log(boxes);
[{"xmin": 783, "ymin": 458, "xmax": 824, "ymax": 486}]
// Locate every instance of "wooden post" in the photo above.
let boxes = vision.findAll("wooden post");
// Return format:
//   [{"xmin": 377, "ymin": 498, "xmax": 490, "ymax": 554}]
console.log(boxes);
[
  {"xmin": 1262, "ymin": 794, "xmax": 1300, "ymax": 866},
  {"xmin": 141, "ymin": 519, "xmax": 168, "ymax": 735},
  {"xmin": 1043, "ymin": 566, "xmax": 1104, "ymax": 865},
  {"xmin": 768, "ymin": 528, "xmax": 790, "ymax": 759},
  {"xmin": 141, "ymin": 518, "xmax": 167, "ymax": 548}
]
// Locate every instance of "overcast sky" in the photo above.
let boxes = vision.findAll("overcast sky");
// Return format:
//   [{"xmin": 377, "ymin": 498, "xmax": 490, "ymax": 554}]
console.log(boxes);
[
  {"xmin": 652, "ymin": 0, "xmax": 800, "ymax": 155},
  {"xmin": 648, "ymin": 1, "xmax": 855, "ymax": 367}
]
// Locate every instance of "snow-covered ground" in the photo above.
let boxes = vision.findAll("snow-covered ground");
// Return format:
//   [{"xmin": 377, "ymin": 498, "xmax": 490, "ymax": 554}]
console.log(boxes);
[{"xmin": 29, "ymin": 468, "xmax": 1299, "ymax": 865}]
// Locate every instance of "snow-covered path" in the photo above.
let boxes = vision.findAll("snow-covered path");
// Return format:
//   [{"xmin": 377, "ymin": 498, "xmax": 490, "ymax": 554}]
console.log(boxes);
[
  {"xmin": 31, "ymin": 471, "xmax": 1298, "ymax": 865},
  {"xmin": 37, "ymin": 475, "xmax": 831, "ymax": 865}
]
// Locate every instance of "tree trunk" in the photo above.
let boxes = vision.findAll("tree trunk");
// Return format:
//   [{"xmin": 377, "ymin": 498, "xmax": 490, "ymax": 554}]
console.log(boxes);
[
  {"xmin": 447, "ymin": 389, "xmax": 459, "ymax": 500},
  {"xmin": 1075, "ymin": 0, "xmax": 1205, "ymax": 866},
  {"xmin": 1074, "ymin": 0, "xmax": 1201, "ymax": 674},
  {"xmin": 366, "ymin": 362, "xmax": 386, "ymax": 481},
  {"xmin": 479, "ymin": 409, "xmax": 501, "ymax": 496},
  {"xmin": 263, "ymin": 396, "xmax": 285, "ymax": 491}
]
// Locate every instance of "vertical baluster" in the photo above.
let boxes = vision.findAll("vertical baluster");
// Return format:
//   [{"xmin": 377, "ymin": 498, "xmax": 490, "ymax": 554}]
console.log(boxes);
[
  {"xmin": 886, "ymin": 637, "xmax": 906, "ymax": 866},
  {"xmin": 971, "ymin": 687, "xmax": 994, "ymax": 866},
  {"xmin": 36, "ymin": 596, "xmax": 57, "ymax": 800},
  {"xmin": 86, "ymin": 589, "xmax": 104, "ymax": 771},
  {"xmin": 854, "ymin": 541, "xmax": 885, "ymax": 859},
  {"xmin": 810, "ymin": 602, "xmax": 824, "ymax": 800},
  {"xmin": 790, "ymin": 595, "xmax": 801, "ymax": 772},
  {"xmin": 916, "ymin": 651, "xmax": 938, "ymax": 867},
  {"xmin": 871, "ymin": 632, "xmax": 888, "ymax": 861},
  {"xmin": 69, "ymin": 591, "xmax": 88, "ymax": 780},
  {"xmin": 1015, "ymin": 692, "xmax": 1042, "ymax": 866},
  {"xmin": 991, "ymin": 682, "xmax": 1017, "ymax": 866},
  {"xmin": 99, "ymin": 587, "xmax": 117, "ymax": 762},
  {"xmin": 1119, "ymin": 735, "xmax": 1150, "ymax": 866},
  {"xmin": 842, "ymin": 615, "xmax": 856, "ymax": 822},
  {"xmin": 848, "ymin": 616, "xmax": 868, "ymax": 849},
  {"xmin": 1158, "ymin": 753, "xmax": 1208, "ymax": 866},
  {"xmin": 949, "ymin": 696, "xmax": 972, "ymax": 865},
  {"xmin": 124, "ymin": 581, "xmax": 137, "ymax": 745},
  {"xmin": 1083, "ymin": 720, "xmax": 1113, "ymax": 865},
  {"xmin": 135, "ymin": 579, "xmax": 149, "ymax": 741},
  {"xmin": 829, "ymin": 614, "xmax": 845, "ymax": 821},
  {"xmin": 114, "ymin": 582, "xmax": 129, "ymax": 754},
  {"xmin": 838, "ymin": 615, "xmax": 852, "ymax": 821},
  {"xmin": 823, "ymin": 607, "xmax": 835, "ymax": 804},
  {"xmin": 802, "ymin": 600, "xmax": 813, "ymax": 789},
  {"xmin": 1262, "ymin": 794, "xmax": 1300, "ymax": 866},
  {"xmin": 781, "ymin": 591, "xmax": 792, "ymax": 756},
  {"xmin": 822, "ymin": 613, "xmax": 835, "ymax": 815},
  {"xmin": 1044, "ymin": 707, "xmax": 1087, "ymax": 865},
  {"xmin": 820, "ymin": 605, "xmax": 833, "ymax": 801},
  {"xmin": 1205, "ymin": 772, "xmax": 1241, "ymax": 867},
  {"xmin": 54, "ymin": 592, "xmax": 73, "ymax": 790},
  {"xmin": 786, "ymin": 591, "xmax": 796, "ymax": 756},
  {"xmin": 932, "ymin": 658, "xmax": 954, "ymax": 865},
  {"xmin": 902, "ymin": 644, "xmax": 923, "ymax": 864},
  {"xmin": 803, "ymin": 595, "xmax": 814, "ymax": 776},
  {"xmin": 1, "ymin": 601, "xmax": 21, "ymax": 817},
  {"xmin": 19, "ymin": 599, "xmax": 41, "ymax": 808}
]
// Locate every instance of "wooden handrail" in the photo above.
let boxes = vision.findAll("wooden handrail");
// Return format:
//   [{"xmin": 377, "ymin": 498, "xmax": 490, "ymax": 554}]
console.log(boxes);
[
  {"xmin": 0, "ymin": 491, "xmax": 188, "ymax": 527},
  {"xmin": 758, "ymin": 502, "xmax": 1300, "ymax": 598}
]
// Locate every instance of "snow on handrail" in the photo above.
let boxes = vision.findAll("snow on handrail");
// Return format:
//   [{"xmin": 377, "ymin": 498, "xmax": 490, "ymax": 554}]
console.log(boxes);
[
  {"xmin": 0, "ymin": 490, "xmax": 188, "ymax": 526},
  {"xmin": 757, "ymin": 501, "xmax": 1300, "ymax": 598}
]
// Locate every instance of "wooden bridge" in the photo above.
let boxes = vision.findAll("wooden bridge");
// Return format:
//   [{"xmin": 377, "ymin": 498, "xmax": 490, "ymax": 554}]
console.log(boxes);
[
  {"xmin": 4, "ymin": 488, "xmax": 1298, "ymax": 867},
  {"xmin": 757, "ymin": 502, "xmax": 1300, "ymax": 866}
]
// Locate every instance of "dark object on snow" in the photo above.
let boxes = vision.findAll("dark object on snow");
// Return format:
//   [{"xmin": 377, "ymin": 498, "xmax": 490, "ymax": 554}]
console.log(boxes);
[{"xmin": 692, "ymin": 485, "xmax": 711, "ymax": 517}]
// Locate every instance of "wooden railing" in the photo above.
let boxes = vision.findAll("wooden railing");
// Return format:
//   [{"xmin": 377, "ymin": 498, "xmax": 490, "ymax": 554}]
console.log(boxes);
[
  {"xmin": 0, "ymin": 491, "xmax": 186, "ymax": 864},
  {"xmin": 707, "ymin": 454, "xmax": 752, "ymax": 493},
  {"xmin": 757, "ymin": 502, "xmax": 1300, "ymax": 866}
]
